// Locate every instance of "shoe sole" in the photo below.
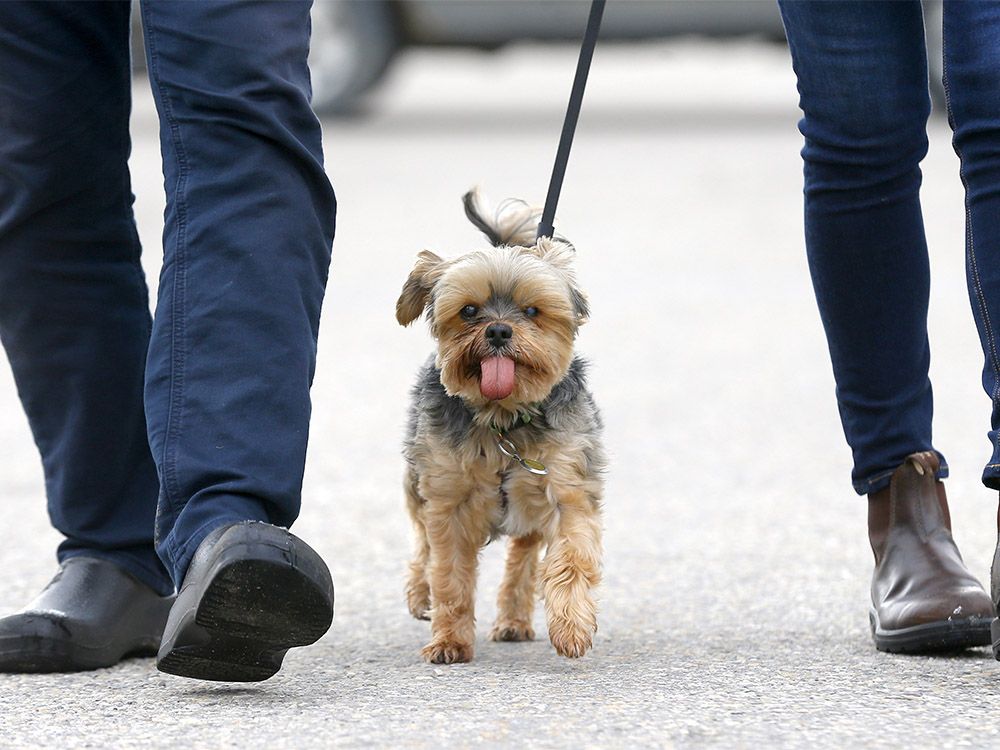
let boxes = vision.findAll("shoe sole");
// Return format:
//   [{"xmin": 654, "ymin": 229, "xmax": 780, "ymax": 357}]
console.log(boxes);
[
  {"xmin": 870, "ymin": 608, "xmax": 992, "ymax": 653},
  {"xmin": 157, "ymin": 526, "xmax": 334, "ymax": 682}
]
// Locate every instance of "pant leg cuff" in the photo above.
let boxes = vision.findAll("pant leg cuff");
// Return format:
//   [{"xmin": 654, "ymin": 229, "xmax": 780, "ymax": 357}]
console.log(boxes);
[
  {"xmin": 854, "ymin": 452, "xmax": 949, "ymax": 496},
  {"xmin": 982, "ymin": 463, "xmax": 1000, "ymax": 491},
  {"xmin": 157, "ymin": 497, "xmax": 272, "ymax": 587}
]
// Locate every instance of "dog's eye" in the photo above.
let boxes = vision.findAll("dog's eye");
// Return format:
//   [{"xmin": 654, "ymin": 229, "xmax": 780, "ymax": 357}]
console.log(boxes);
[
  {"xmin": 460, "ymin": 305, "xmax": 478, "ymax": 320},
  {"xmin": 524, "ymin": 306, "xmax": 539, "ymax": 318}
]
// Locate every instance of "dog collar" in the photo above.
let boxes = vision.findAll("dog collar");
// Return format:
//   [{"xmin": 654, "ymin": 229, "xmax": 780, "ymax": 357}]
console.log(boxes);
[{"xmin": 489, "ymin": 408, "xmax": 537, "ymax": 433}]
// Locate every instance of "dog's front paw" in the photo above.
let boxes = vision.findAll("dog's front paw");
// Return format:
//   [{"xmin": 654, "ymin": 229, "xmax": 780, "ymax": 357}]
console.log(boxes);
[
  {"xmin": 489, "ymin": 619, "xmax": 535, "ymax": 642},
  {"xmin": 548, "ymin": 617, "xmax": 594, "ymax": 658},
  {"xmin": 421, "ymin": 638, "xmax": 474, "ymax": 664},
  {"xmin": 406, "ymin": 586, "xmax": 431, "ymax": 621}
]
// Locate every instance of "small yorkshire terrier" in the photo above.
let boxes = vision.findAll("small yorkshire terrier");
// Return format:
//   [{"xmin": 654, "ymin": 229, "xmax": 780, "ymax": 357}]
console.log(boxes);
[{"xmin": 395, "ymin": 188, "xmax": 606, "ymax": 664}]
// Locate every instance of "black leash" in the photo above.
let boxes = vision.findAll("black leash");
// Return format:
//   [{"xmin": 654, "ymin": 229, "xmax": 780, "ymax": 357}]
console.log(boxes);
[{"xmin": 536, "ymin": 0, "xmax": 607, "ymax": 240}]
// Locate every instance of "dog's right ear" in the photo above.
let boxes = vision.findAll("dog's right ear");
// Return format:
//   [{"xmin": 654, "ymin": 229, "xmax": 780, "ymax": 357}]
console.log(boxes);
[{"xmin": 396, "ymin": 250, "xmax": 446, "ymax": 326}]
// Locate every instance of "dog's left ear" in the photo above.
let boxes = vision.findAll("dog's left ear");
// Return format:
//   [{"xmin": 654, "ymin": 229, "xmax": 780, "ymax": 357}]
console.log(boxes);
[
  {"xmin": 569, "ymin": 285, "xmax": 590, "ymax": 325},
  {"xmin": 530, "ymin": 238, "xmax": 590, "ymax": 324},
  {"xmin": 396, "ymin": 250, "xmax": 446, "ymax": 326}
]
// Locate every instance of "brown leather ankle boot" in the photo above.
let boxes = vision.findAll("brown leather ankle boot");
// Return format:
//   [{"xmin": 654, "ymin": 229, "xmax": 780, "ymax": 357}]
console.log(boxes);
[
  {"xmin": 989, "ymin": 501, "xmax": 1000, "ymax": 659},
  {"xmin": 868, "ymin": 451, "xmax": 992, "ymax": 653}
]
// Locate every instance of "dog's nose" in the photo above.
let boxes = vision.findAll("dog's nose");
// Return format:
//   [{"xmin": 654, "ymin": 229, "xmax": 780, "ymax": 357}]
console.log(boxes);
[{"xmin": 485, "ymin": 322, "xmax": 513, "ymax": 349}]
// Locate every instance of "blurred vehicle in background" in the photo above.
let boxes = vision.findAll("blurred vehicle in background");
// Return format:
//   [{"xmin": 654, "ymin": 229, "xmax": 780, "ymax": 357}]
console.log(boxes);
[
  {"xmin": 308, "ymin": 0, "xmax": 787, "ymax": 114},
  {"xmin": 308, "ymin": 0, "xmax": 946, "ymax": 116},
  {"xmin": 131, "ymin": 1, "xmax": 944, "ymax": 117}
]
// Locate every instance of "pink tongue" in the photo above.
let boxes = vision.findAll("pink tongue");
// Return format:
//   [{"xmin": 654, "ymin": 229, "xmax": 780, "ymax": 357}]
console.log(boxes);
[{"xmin": 480, "ymin": 356, "xmax": 516, "ymax": 400}]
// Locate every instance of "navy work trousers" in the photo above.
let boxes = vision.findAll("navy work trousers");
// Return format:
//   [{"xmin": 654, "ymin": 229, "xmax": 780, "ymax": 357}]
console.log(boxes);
[
  {"xmin": 0, "ymin": 1, "xmax": 336, "ymax": 594},
  {"xmin": 779, "ymin": 1, "xmax": 1000, "ymax": 495}
]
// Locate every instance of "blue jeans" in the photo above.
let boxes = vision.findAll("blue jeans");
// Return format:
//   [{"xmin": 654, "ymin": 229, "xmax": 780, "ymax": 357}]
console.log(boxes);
[
  {"xmin": 0, "ymin": 1, "xmax": 335, "ymax": 593},
  {"xmin": 779, "ymin": 0, "xmax": 1000, "ymax": 495}
]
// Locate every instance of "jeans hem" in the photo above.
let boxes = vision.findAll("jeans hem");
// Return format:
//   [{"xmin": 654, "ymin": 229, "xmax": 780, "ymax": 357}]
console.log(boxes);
[
  {"xmin": 982, "ymin": 464, "xmax": 1000, "ymax": 491},
  {"xmin": 158, "ymin": 502, "xmax": 272, "ymax": 587},
  {"xmin": 159, "ymin": 517, "xmax": 232, "ymax": 588},
  {"xmin": 853, "ymin": 454, "xmax": 949, "ymax": 496}
]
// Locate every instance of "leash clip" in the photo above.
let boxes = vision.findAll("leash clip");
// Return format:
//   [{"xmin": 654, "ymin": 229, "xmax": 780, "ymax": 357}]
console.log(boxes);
[{"xmin": 492, "ymin": 428, "xmax": 548, "ymax": 476}]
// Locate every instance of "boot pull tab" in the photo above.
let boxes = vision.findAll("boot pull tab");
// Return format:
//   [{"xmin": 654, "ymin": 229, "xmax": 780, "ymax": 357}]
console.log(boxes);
[
  {"xmin": 907, "ymin": 451, "xmax": 940, "ymax": 477},
  {"xmin": 896, "ymin": 452, "xmax": 945, "ymax": 540}
]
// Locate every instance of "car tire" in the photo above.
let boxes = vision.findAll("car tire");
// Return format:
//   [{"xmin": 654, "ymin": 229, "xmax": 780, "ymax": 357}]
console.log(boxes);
[{"xmin": 308, "ymin": 0, "xmax": 398, "ymax": 116}]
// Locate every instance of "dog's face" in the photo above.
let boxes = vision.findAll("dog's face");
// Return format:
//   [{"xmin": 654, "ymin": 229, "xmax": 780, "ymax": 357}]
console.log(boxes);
[{"xmin": 397, "ymin": 239, "xmax": 588, "ymax": 409}]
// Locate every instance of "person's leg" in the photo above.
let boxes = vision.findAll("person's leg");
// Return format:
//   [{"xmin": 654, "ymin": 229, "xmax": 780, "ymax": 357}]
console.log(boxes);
[
  {"xmin": 138, "ymin": 0, "xmax": 336, "ymax": 587},
  {"xmin": 138, "ymin": 0, "xmax": 336, "ymax": 681},
  {"xmin": 778, "ymin": 0, "xmax": 991, "ymax": 652},
  {"xmin": 941, "ymin": 0, "xmax": 1000, "ymax": 658},
  {"xmin": 0, "ymin": 0, "xmax": 174, "ymax": 673},
  {"xmin": 0, "ymin": 1, "xmax": 169, "ymax": 594},
  {"xmin": 780, "ymin": 0, "xmax": 940, "ymax": 493},
  {"xmin": 943, "ymin": 2, "xmax": 1000, "ymax": 492}
]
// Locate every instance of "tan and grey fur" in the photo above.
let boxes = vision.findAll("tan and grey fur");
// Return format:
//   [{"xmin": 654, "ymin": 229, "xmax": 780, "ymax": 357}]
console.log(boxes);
[{"xmin": 396, "ymin": 189, "xmax": 605, "ymax": 664}]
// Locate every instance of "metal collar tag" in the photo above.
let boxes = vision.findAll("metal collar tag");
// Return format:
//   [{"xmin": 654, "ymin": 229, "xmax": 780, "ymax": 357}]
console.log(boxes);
[{"xmin": 492, "ymin": 429, "xmax": 548, "ymax": 476}]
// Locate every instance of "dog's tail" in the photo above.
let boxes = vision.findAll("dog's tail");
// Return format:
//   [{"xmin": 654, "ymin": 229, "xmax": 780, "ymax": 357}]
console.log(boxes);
[{"xmin": 462, "ymin": 187, "xmax": 542, "ymax": 248}]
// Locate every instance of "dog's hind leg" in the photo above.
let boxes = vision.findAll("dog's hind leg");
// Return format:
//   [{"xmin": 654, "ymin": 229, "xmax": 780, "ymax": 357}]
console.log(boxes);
[
  {"xmin": 404, "ymin": 471, "xmax": 431, "ymax": 620},
  {"xmin": 490, "ymin": 532, "xmax": 543, "ymax": 642},
  {"xmin": 541, "ymin": 489, "xmax": 602, "ymax": 658}
]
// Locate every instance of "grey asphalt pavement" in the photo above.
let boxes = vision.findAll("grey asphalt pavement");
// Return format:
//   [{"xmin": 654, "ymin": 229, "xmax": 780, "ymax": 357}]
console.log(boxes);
[{"xmin": 1, "ymin": 41, "xmax": 999, "ymax": 748}]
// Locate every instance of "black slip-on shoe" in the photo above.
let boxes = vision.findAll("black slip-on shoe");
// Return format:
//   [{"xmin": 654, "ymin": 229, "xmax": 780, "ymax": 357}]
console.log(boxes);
[
  {"xmin": 0, "ymin": 557, "xmax": 174, "ymax": 673},
  {"xmin": 156, "ymin": 521, "xmax": 334, "ymax": 683}
]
